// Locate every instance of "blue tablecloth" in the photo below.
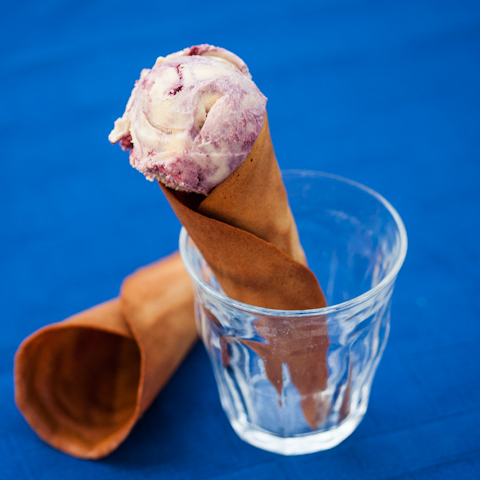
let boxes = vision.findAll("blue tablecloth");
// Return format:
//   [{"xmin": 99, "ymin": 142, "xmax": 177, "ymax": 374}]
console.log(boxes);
[{"xmin": 2, "ymin": 0, "xmax": 480, "ymax": 478}]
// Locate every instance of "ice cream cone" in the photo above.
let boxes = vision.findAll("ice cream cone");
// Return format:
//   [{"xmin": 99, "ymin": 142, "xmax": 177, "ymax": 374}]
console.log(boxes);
[
  {"xmin": 160, "ymin": 115, "xmax": 330, "ymax": 428},
  {"xmin": 14, "ymin": 253, "xmax": 196, "ymax": 459},
  {"xmin": 108, "ymin": 44, "xmax": 331, "ymax": 430}
]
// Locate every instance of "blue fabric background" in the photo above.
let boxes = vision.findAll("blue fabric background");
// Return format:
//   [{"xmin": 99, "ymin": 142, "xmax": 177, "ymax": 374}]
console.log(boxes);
[{"xmin": 2, "ymin": 0, "xmax": 480, "ymax": 478}]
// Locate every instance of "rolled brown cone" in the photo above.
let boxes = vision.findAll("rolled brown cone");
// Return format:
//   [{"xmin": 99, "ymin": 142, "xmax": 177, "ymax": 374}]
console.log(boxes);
[
  {"xmin": 160, "ymin": 114, "xmax": 331, "ymax": 429},
  {"xmin": 14, "ymin": 252, "xmax": 196, "ymax": 459}
]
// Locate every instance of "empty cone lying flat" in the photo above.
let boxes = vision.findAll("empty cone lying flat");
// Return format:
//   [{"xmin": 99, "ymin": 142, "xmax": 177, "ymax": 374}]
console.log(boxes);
[
  {"xmin": 15, "ymin": 253, "xmax": 196, "ymax": 459},
  {"xmin": 161, "ymin": 116, "xmax": 331, "ymax": 429}
]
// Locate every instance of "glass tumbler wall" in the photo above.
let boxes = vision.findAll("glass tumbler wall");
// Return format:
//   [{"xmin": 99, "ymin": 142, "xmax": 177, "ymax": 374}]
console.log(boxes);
[{"xmin": 179, "ymin": 171, "xmax": 407, "ymax": 455}]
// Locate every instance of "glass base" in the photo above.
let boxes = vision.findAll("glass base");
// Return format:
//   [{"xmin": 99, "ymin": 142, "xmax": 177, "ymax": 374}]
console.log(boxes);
[{"xmin": 230, "ymin": 406, "xmax": 366, "ymax": 455}]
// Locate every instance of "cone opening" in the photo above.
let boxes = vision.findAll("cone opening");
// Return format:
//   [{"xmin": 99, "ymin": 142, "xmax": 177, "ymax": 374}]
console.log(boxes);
[{"xmin": 17, "ymin": 327, "xmax": 141, "ymax": 451}]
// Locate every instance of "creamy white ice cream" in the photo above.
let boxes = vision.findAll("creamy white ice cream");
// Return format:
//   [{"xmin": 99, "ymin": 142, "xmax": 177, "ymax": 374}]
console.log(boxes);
[{"xmin": 109, "ymin": 45, "xmax": 267, "ymax": 195}]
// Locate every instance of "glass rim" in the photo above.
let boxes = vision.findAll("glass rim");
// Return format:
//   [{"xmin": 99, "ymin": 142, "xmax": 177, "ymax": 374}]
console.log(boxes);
[{"xmin": 179, "ymin": 170, "xmax": 408, "ymax": 317}]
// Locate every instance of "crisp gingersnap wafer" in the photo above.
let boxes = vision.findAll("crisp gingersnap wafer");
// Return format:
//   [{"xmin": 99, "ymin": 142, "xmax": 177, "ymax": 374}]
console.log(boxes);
[
  {"xmin": 160, "ymin": 116, "xmax": 330, "ymax": 429},
  {"xmin": 15, "ymin": 253, "xmax": 196, "ymax": 459}
]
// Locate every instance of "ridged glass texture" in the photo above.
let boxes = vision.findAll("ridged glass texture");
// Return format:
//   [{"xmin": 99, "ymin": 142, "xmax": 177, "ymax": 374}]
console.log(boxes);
[{"xmin": 179, "ymin": 171, "xmax": 407, "ymax": 455}]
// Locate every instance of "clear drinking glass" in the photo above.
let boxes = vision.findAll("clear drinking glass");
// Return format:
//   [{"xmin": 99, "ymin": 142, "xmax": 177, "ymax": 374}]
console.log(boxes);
[{"xmin": 179, "ymin": 171, "xmax": 407, "ymax": 455}]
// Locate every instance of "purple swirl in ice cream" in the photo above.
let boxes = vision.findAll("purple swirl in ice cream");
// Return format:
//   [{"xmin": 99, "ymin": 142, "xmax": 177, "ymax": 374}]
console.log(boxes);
[{"xmin": 109, "ymin": 45, "xmax": 267, "ymax": 195}]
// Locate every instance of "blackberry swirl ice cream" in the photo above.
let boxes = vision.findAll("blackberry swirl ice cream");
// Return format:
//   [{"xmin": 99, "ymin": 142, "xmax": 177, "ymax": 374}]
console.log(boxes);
[{"xmin": 109, "ymin": 45, "xmax": 267, "ymax": 195}]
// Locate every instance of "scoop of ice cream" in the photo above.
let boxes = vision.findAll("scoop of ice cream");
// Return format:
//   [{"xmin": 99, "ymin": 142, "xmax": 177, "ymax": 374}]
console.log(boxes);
[{"xmin": 109, "ymin": 45, "xmax": 267, "ymax": 195}]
